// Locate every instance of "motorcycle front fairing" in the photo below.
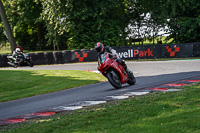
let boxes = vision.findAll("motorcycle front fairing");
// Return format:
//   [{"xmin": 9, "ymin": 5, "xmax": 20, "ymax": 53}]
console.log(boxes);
[
  {"xmin": 98, "ymin": 54, "xmax": 129, "ymax": 83},
  {"xmin": 110, "ymin": 61, "xmax": 129, "ymax": 84},
  {"xmin": 98, "ymin": 54, "xmax": 112, "ymax": 77}
]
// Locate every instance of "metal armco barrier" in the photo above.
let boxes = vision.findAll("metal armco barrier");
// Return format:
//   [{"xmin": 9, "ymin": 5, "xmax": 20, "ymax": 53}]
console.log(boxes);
[{"xmin": 0, "ymin": 42, "xmax": 200, "ymax": 67}]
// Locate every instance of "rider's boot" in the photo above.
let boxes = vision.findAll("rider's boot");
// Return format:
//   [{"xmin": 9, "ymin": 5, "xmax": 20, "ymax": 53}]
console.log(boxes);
[
  {"xmin": 125, "ymin": 68, "xmax": 133, "ymax": 74},
  {"xmin": 122, "ymin": 65, "xmax": 132, "ymax": 75},
  {"xmin": 123, "ymin": 70, "xmax": 127, "ymax": 75},
  {"xmin": 13, "ymin": 60, "xmax": 18, "ymax": 68},
  {"xmin": 122, "ymin": 63, "xmax": 133, "ymax": 75},
  {"xmin": 117, "ymin": 58, "xmax": 132, "ymax": 75}
]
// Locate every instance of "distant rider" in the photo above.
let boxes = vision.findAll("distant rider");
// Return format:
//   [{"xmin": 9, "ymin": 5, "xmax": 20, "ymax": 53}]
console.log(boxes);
[
  {"xmin": 12, "ymin": 48, "xmax": 25, "ymax": 64},
  {"xmin": 95, "ymin": 42, "xmax": 131, "ymax": 74}
]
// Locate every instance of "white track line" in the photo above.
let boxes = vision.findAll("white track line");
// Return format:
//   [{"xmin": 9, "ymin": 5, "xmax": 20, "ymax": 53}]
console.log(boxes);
[
  {"xmin": 124, "ymin": 92, "xmax": 150, "ymax": 96},
  {"xmin": 107, "ymin": 96, "xmax": 129, "ymax": 100},
  {"xmin": 162, "ymin": 89, "xmax": 183, "ymax": 92},
  {"xmin": 53, "ymin": 106, "xmax": 83, "ymax": 111}
]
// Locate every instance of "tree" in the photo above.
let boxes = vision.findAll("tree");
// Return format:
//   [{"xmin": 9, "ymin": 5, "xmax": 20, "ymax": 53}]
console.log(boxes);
[
  {"xmin": 41, "ymin": 0, "xmax": 135, "ymax": 49},
  {"xmin": 1, "ymin": 0, "xmax": 199, "ymax": 52},
  {"xmin": 164, "ymin": 0, "xmax": 200, "ymax": 43},
  {"xmin": 138, "ymin": 0, "xmax": 200, "ymax": 43},
  {"xmin": 0, "ymin": 0, "xmax": 16, "ymax": 51},
  {"xmin": 2, "ymin": 0, "xmax": 46, "ymax": 50}
]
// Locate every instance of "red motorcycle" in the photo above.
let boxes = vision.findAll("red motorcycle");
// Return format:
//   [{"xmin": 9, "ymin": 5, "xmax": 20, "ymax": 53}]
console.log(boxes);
[{"xmin": 97, "ymin": 53, "xmax": 136, "ymax": 89}]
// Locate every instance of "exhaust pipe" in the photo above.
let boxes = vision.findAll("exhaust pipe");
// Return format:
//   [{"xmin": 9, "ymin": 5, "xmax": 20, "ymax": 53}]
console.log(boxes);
[{"xmin": 7, "ymin": 62, "xmax": 14, "ymax": 66}]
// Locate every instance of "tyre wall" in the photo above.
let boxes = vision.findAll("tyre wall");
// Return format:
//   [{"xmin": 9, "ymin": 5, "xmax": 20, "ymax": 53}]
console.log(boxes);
[{"xmin": 0, "ymin": 43, "xmax": 200, "ymax": 67}]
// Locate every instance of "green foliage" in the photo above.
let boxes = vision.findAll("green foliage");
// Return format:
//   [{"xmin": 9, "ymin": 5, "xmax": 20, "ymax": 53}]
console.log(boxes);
[
  {"xmin": 142, "ymin": 0, "xmax": 200, "ymax": 43},
  {"xmin": 1, "ymin": 0, "xmax": 46, "ymax": 50},
  {"xmin": 41, "ymin": 0, "xmax": 132, "ymax": 49},
  {"xmin": 166, "ymin": 0, "xmax": 200, "ymax": 43},
  {"xmin": 1, "ymin": 0, "xmax": 200, "ymax": 51}
]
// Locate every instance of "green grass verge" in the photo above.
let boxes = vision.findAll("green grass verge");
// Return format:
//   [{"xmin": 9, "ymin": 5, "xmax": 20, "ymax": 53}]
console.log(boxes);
[
  {"xmin": 0, "ymin": 49, "xmax": 12, "ymax": 55},
  {"xmin": 1, "ymin": 83, "xmax": 200, "ymax": 133},
  {"xmin": 0, "ymin": 70, "xmax": 106, "ymax": 102}
]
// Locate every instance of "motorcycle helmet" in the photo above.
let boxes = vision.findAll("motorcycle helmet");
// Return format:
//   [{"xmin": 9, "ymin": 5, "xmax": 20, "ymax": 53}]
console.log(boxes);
[
  {"xmin": 15, "ymin": 48, "xmax": 21, "ymax": 53},
  {"xmin": 95, "ymin": 42, "xmax": 104, "ymax": 53}
]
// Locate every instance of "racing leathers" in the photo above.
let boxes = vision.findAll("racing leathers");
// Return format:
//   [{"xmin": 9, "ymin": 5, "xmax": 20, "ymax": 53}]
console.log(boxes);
[
  {"xmin": 97, "ymin": 46, "xmax": 130, "ymax": 73},
  {"xmin": 12, "ymin": 51, "xmax": 25, "ymax": 64}
]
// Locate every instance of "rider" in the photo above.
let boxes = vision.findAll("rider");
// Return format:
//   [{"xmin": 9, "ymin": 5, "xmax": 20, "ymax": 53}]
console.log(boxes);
[
  {"xmin": 95, "ymin": 42, "xmax": 131, "ymax": 74},
  {"xmin": 12, "ymin": 48, "xmax": 25, "ymax": 64}
]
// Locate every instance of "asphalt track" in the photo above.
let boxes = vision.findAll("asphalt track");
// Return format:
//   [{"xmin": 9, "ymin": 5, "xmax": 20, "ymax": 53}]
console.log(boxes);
[{"xmin": 0, "ymin": 60, "xmax": 200, "ymax": 119}]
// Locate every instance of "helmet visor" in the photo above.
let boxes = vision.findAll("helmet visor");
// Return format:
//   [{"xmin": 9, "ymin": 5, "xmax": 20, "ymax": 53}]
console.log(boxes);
[{"xmin": 96, "ymin": 46, "xmax": 101, "ymax": 53}]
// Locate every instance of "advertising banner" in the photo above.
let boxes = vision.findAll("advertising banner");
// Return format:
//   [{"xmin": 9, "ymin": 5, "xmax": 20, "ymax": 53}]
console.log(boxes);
[
  {"xmin": 115, "ymin": 46, "xmax": 161, "ymax": 60},
  {"xmin": 162, "ymin": 44, "xmax": 193, "ymax": 58},
  {"xmin": 70, "ymin": 49, "xmax": 97, "ymax": 63}
]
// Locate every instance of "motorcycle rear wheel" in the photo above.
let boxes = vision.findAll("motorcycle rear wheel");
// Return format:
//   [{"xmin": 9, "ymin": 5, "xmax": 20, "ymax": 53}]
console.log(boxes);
[{"xmin": 106, "ymin": 70, "xmax": 122, "ymax": 89}]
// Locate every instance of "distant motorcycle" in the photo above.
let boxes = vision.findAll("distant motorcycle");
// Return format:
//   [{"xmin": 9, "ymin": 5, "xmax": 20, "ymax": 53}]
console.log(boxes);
[
  {"xmin": 7, "ymin": 53, "xmax": 34, "ymax": 68},
  {"xmin": 97, "ymin": 53, "xmax": 136, "ymax": 89}
]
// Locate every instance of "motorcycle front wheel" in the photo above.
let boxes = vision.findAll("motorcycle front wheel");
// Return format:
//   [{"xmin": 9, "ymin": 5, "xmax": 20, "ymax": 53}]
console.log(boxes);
[
  {"xmin": 127, "ymin": 72, "xmax": 136, "ymax": 85},
  {"xmin": 14, "ymin": 63, "xmax": 18, "ymax": 68},
  {"xmin": 106, "ymin": 70, "xmax": 122, "ymax": 89},
  {"xmin": 27, "ymin": 61, "xmax": 34, "ymax": 67},
  {"xmin": 29, "ymin": 62, "xmax": 34, "ymax": 67}
]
